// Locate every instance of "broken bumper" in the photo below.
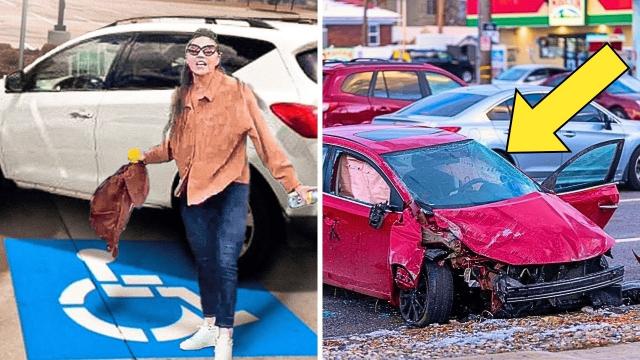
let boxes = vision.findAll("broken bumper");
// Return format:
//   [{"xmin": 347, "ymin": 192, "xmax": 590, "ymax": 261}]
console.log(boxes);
[{"xmin": 499, "ymin": 265, "xmax": 624, "ymax": 304}]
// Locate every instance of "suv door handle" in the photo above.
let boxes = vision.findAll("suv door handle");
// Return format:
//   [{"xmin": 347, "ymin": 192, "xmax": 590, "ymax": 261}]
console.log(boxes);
[
  {"xmin": 561, "ymin": 131, "xmax": 576, "ymax": 138},
  {"xmin": 69, "ymin": 111, "xmax": 94, "ymax": 119}
]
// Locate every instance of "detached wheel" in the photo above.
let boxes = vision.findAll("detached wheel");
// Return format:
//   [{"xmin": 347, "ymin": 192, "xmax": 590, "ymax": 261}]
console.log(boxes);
[
  {"xmin": 627, "ymin": 147, "xmax": 640, "ymax": 190},
  {"xmin": 399, "ymin": 260, "xmax": 453, "ymax": 327}
]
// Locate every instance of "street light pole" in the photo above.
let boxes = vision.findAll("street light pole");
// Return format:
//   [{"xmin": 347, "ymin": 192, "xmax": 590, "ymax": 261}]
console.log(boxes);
[
  {"xmin": 477, "ymin": 0, "xmax": 492, "ymax": 84},
  {"xmin": 18, "ymin": 0, "xmax": 28, "ymax": 70},
  {"xmin": 55, "ymin": 0, "xmax": 66, "ymax": 31},
  {"xmin": 47, "ymin": 0, "xmax": 70, "ymax": 46}
]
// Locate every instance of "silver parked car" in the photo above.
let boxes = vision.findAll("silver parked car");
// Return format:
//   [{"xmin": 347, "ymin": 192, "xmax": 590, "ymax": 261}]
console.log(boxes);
[{"xmin": 372, "ymin": 84, "xmax": 640, "ymax": 189}]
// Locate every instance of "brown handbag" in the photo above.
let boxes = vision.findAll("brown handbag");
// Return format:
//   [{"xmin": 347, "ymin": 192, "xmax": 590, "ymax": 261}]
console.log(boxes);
[{"xmin": 89, "ymin": 162, "xmax": 149, "ymax": 257}]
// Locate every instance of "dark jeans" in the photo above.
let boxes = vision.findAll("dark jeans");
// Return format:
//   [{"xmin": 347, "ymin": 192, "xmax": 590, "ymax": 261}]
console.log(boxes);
[{"xmin": 179, "ymin": 182, "xmax": 249, "ymax": 328}]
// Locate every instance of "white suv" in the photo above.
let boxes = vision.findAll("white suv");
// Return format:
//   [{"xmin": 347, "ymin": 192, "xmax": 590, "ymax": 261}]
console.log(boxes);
[{"xmin": 0, "ymin": 16, "xmax": 318, "ymax": 272}]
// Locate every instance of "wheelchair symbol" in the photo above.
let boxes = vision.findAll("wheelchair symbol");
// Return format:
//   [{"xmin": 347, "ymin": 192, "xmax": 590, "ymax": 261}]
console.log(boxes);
[{"xmin": 58, "ymin": 248, "xmax": 258, "ymax": 342}]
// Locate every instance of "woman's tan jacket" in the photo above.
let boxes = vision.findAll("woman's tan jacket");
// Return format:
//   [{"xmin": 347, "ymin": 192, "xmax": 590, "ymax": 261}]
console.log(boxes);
[{"xmin": 143, "ymin": 70, "xmax": 300, "ymax": 205}]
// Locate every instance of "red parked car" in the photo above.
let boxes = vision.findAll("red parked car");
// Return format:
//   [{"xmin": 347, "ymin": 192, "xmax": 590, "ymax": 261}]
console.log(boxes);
[
  {"xmin": 322, "ymin": 60, "xmax": 465, "ymax": 127},
  {"xmin": 323, "ymin": 125, "xmax": 624, "ymax": 326},
  {"xmin": 543, "ymin": 72, "xmax": 640, "ymax": 119}
]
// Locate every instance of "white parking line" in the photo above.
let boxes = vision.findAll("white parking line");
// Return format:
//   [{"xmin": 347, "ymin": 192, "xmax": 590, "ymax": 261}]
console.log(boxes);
[
  {"xmin": 616, "ymin": 237, "xmax": 640, "ymax": 243},
  {"xmin": 619, "ymin": 198, "xmax": 640, "ymax": 203}
]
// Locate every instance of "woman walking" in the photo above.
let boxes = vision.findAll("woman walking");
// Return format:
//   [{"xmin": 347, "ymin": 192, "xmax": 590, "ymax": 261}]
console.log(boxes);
[{"xmin": 141, "ymin": 28, "xmax": 314, "ymax": 360}]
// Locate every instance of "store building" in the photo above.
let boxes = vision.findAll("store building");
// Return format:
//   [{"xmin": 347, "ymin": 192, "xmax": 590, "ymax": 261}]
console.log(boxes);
[{"xmin": 466, "ymin": 0, "xmax": 633, "ymax": 71}]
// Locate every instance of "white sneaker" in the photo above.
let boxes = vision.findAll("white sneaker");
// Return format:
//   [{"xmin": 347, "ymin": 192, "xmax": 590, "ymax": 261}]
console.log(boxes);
[
  {"xmin": 179, "ymin": 322, "xmax": 218, "ymax": 350},
  {"xmin": 214, "ymin": 329, "xmax": 233, "ymax": 360}
]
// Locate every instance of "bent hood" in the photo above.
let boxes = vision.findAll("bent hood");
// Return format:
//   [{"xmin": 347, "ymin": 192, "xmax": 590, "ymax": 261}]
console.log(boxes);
[{"xmin": 434, "ymin": 192, "xmax": 615, "ymax": 265}]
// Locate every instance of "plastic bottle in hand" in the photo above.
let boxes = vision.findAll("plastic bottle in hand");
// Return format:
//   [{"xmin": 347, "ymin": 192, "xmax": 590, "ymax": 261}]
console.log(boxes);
[{"xmin": 288, "ymin": 189, "xmax": 318, "ymax": 208}]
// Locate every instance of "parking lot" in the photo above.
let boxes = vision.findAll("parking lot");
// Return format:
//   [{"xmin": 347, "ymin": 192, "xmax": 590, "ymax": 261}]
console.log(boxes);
[{"xmin": 0, "ymin": 186, "xmax": 317, "ymax": 359}]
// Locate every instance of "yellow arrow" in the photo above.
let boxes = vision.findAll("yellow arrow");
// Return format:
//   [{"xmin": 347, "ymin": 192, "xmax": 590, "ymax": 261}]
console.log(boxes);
[{"xmin": 506, "ymin": 44, "xmax": 629, "ymax": 153}]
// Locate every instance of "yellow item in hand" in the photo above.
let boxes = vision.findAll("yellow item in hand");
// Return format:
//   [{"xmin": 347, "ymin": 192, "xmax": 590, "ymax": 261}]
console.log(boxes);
[{"xmin": 128, "ymin": 148, "xmax": 142, "ymax": 163}]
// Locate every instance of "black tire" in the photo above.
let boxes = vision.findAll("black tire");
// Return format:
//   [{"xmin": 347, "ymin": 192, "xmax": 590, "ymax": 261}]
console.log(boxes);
[
  {"xmin": 399, "ymin": 260, "xmax": 454, "ymax": 327},
  {"xmin": 610, "ymin": 107, "xmax": 629, "ymax": 119},
  {"xmin": 627, "ymin": 147, "xmax": 640, "ymax": 190},
  {"xmin": 238, "ymin": 178, "xmax": 285, "ymax": 275}
]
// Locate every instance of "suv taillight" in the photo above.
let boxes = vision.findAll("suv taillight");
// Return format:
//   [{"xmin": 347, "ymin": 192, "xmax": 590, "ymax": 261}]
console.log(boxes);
[{"xmin": 270, "ymin": 103, "xmax": 317, "ymax": 138}]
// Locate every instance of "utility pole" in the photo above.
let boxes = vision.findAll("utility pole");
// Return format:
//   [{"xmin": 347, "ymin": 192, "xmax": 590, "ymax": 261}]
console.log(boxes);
[
  {"xmin": 18, "ymin": 0, "xmax": 28, "ymax": 70},
  {"xmin": 634, "ymin": 0, "xmax": 640, "ymax": 76},
  {"xmin": 437, "ymin": 0, "xmax": 444, "ymax": 34},
  {"xmin": 362, "ymin": 0, "xmax": 369, "ymax": 46},
  {"xmin": 401, "ymin": 0, "xmax": 406, "ymax": 54},
  {"xmin": 477, "ymin": 0, "xmax": 492, "ymax": 84}
]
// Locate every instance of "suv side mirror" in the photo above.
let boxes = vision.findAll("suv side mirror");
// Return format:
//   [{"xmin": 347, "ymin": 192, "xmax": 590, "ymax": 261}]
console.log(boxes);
[
  {"xmin": 5, "ymin": 71, "xmax": 25, "ymax": 92},
  {"xmin": 369, "ymin": 201, "xmax": 389, "ymax": 229}
]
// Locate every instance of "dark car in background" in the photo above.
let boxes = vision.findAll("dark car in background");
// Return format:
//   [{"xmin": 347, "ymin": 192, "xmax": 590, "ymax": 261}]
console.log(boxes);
[
  {"xmin": 543, "ymin": 72, "xmax": 640, "ymax": 120},
  {"xmin": 406, "ymin": 49, "xmax": 475, "ymax": 83},
  {"xmin": 323, "ymin": 60, "xmax": 465, "ymax": 127}
]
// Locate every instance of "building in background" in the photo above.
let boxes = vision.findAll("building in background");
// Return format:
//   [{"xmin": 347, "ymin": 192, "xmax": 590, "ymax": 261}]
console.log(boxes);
[
  {"xmin": 466, "ymin": 0, "xmax": 633, "ymax": 71},
  {"xmin": 323, "ymin": 0, "xmax": 399, "ymax": 47},
  {"xmin": 379, "ymin": 0, "xmax": 467, "ymax": 26}
]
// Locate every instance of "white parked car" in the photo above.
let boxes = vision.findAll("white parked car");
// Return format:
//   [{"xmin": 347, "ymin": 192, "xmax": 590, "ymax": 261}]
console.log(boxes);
[
  {"xmin": 493, "ymin": 64, "xmax": 566, "ymax": 85},
  {"xmin": 0, "ymin": 16, "xmax": 318, "ymax": 272}
]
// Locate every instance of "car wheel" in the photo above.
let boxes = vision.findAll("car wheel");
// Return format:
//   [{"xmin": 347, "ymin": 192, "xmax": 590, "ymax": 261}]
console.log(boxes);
[
  {"xmin": 627, "ymin": 147, "xmax": 640, "ymax": 190},
  {"xmin": 611, "ymin": 107, "xmax": 629, "ymax": 119},
  {"xmin": 237, "ymin": 179, "xmax": 285, "ymax": 275},
  {"xmin": 461, "ymin": 70, "xmax": 473, "ymax": 83},
  {"xmin": 398, "ymin": 260, "xmax": 454, "ymax": 327}
]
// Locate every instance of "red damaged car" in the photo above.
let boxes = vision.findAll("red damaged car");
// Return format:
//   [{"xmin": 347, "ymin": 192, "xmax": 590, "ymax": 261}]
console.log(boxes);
[{"xmin": 323, "ymin": 125, "xmax": 625, "ymax": 326}]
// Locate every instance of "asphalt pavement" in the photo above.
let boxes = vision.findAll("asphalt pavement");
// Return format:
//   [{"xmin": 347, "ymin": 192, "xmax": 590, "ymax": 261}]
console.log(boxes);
[{"xmin": 323, "ymin": 187, "xmax": 640, "ymax": 339}]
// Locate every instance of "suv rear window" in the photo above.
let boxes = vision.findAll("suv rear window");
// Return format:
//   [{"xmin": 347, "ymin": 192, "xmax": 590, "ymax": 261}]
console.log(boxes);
[
  {"xmin": 297, "ymin": 48, "xmax": 317, "ymax": 83},
  {"xmin": 398, "ymin": 92, "xmax": 486, "ymax": 117}
]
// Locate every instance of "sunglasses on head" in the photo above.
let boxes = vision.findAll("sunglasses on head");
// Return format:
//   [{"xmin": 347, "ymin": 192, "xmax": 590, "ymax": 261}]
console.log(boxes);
[{"xmin": 186, "ymin": 44, "xmax": 218, "ymax": 57}]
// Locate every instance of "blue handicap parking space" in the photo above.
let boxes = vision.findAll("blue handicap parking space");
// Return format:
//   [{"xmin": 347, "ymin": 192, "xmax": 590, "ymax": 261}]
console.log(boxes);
[{"xmin": 5, "ymin": 238, "xmax": 317, "ymax": 359}]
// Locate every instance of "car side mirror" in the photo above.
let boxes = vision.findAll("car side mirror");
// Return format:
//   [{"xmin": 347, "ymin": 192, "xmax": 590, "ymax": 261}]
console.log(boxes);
[
  {"xmin": 602, "ymin": 113, "xmax": 613, "ymax": 130},
  {"xmin": 369, "ymin": 201, "xmax": 389, "ymax": 229},
  {"xmin": 415, "ymin": 199, "xmax": 434, "ymax": 217},
  {"xmin": 5, "ymin": 70, "xmax": 25, "ymax": 92},
  {"xmin": 4, "ymin": 70, "xmax": 24, "ymax": 92}
]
